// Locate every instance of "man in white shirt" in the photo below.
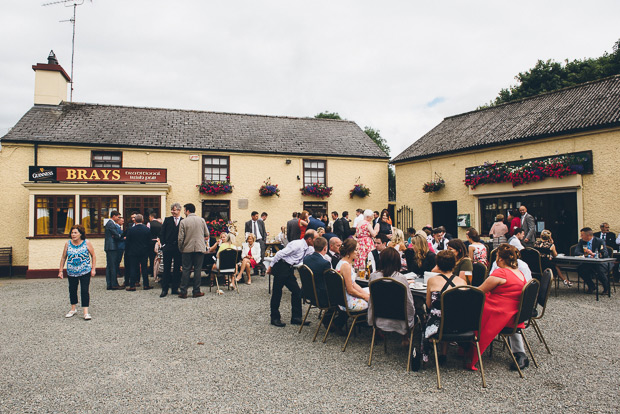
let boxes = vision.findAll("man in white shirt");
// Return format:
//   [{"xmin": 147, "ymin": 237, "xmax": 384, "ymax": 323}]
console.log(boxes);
[
  {"xmin": 353, "ymin": 208, "xmax": 364, "ymax": 228},
  {"xmin": 431, "ymin": 228, "xmax": 448, "ymax": 251},
  {"xmin": 508, "ymin": 228, "xmax": 525, "ymax": 251}
]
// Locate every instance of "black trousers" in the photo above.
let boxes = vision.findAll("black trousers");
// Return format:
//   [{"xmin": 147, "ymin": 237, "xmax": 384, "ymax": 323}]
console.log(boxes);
[
  {"xmin": 578, "ymin": 263, "xmax": 609, "ymax": 291},
  {"xmin": 270, "ymin": 261, "xmax": 302, "ymax": 321},
  {"xmin": 129, "ymin": 254, "xmax": 149, "ymax": 288},
  {"xmin": 161, "ymin": 249, "xmax": 182, "ymax": 293},
  {"xmin": 68, "ymin": 273, "xmax": 90, "ymax": 307}
]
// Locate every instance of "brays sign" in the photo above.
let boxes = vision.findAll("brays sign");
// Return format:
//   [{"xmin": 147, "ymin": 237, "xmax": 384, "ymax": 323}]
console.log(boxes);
[{"xmin": 29, "ymin": 166, "xmax": 167, "ymax": 183}]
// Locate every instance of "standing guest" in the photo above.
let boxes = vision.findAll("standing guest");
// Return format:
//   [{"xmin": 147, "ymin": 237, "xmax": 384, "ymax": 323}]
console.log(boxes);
[
  {"xmin": 431, "ymin": 228, "xmax": 448, "ymax": 252},
  {"xmin": 594, "ymin": 222, "xmax": 617, "ymax": 250},
  {"xmin": 235, "ymin": 233, "xmax": 261, "ymax": 285},
  {"xmin": 468, "ymin": 244, "xmax": 526, "ymax": 371},
  {"xmin": 374, "ymin": 209, "xmax": 393, "ymax": 239},
  {"xmin": 317, "ymin": 227, "xmax": 326, "ymax": 238},
  {"xmin": 575, "ymin": 227, "xmax": 610, "ymax": 294},
  {"xmin": 330, "ymin": 211, "xmax": 340, "ymax": 231},
  {"xmin": 508, "ymin": 209, "xmax": 521, "ymax": 237},
  {"xmin": 307, "ymin": 210, "xmax": 324, "ymax": 231},
  {"xmin": 147, "ymin": 210, "xmax": 163, "ymax": 277},
  {"xmin": 103, "ymin": 210, "xmax": 122, "ymax": 290},
  {"xmin": 508, "ymin": 228, "xmax": 525, "ymax": 251},
  {"xmin": 286, "ymin": 212, "xmax": 300, "ymax": 243},
  {"xmin": 534, "ymin": 230, "xmax": 572, "ymax": 287},
  {"xmin": 260, "ymin": 212, "xmax": 268, "ymax": 222},
  {"xmin": 267, "ymin": 230, "xmax": 317, "ymax": 327},
  {"xmin": 341, "ymin": 211, "xmax": 354, "ymax": 237},
  {"xmin": 336, "ymin": 238, "xmax": 370, "ymax": 310},
  {"xmin": 327, "ymin": 237, "xmax": 342, "ymax": 269},
  {"xmin": 353, "ymin": 208, "xmax": 365, "ymax": 229},
  {"xmin": 489, "ymin": 214, "xmax": 509, "ymax": 249},
  {"xmin": 298, "ymin": 211, "xmax": 309, "ymax": 239},
  {"xmin": 447, "ymin": 239, "xmax": 473, "ymax": 281},
  {"xmin": 58, "ymin": 225, "xmax": 96, "ymax": 320},
  {"xmin": 519, "ymin": 205, "xmax": 536, "ymax": 246},
  {"xmin": 159, "ymin": 203, "xmax": 183, "ymax": 297},
  {"xmin": 372, "ymin": 211, "xmax": 380, "ymax": 228},
  {"xmin": 467, "ymin": 228, "xmax": 489, "ymax": 267},
  {"xmin": 406, "ymin": 228, "xmax": 416, "ymax": 246},
  {"xmin": 275, "ymin": 226, "xmax": 288, "ymax": 247},
  {"xmin": 332, "ymin": 211, "xmax": 344, "ymax": 240},
  {"xmin": 354, "ymin": 209, "xmax": 379, "ymax": 269},
  {"xmin": 125, "ymin": 214, "xmax": 153, "ymax": 291},
  {"xmin": 368, "ymin": 233, "xmax": 389, "ymax": 272},
  {"xmin": 177, "ymin": 203, "xmax": 209, "ymax": 299},
  {"xmin": 320, "ymin": 213, "xmax": 330, "ymax": 227},
  {"xmin": 115, "ymin": 217, "xmax": 126, "ymax": 284},
  {"xmin": 245, "ymin": 211, "xmax": 267, "ymax": 275},
  {"xmin": 323, "ymin": 225, "xmax": 337, "ymax": 243},
  {"xmin": 409, "ymin": 234, "xmax": 437, "ymax": 275}
]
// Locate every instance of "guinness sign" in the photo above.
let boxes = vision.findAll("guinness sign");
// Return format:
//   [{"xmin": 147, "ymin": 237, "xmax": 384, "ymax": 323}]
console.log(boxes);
[{"xmin": 29, "ymin": 166, "xmax": 57, "ymax": 181}]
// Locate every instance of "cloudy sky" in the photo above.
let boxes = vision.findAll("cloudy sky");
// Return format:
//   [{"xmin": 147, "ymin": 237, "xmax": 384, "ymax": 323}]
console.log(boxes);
[{"xmin": 1, "ymin": 1, "xmax": 618, "ymax": 157}]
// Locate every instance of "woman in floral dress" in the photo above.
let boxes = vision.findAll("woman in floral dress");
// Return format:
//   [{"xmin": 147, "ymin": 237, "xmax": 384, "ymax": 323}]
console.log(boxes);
[{"xmin": 354, "ymin": 209, "xmax": 378, "ymax": 269}]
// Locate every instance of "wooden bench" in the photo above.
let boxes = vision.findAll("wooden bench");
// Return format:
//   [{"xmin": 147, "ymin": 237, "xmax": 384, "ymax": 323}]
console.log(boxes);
[{"xmin": 0, "ymin": 247, "xmax": 13, "ymax": 277}]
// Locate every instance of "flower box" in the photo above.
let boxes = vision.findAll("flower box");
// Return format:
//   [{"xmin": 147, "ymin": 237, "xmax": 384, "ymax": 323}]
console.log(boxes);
[
  {"xmin": 422, "ymin": 179, "xmax": 445, "ymax": 193},
  {"xmin": 349, "ymin": 183, "xmax": 371, "ymax": 198},
  {"xmin": 259, "ymin": 178, "xmax": 280, "ymax": 197},
  {"xmin": 300, "ymin": 182, "xmax": 333, "ymax": 199},
  {"xmin": 198, "ymin": 177, "xmax": 233, "ymax": 195}
]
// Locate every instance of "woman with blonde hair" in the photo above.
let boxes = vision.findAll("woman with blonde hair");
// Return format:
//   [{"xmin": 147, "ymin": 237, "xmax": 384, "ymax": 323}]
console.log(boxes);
[
  {"xmin": 388, "ymin": 228, "xmax": 407, "ymax": 252},
  {"xmin": 534, "ymin": 229, "xmax": 571, "ymax": 286},
  {"xmin": 408, "ymin": 234, "xmax": 436, "ymax": 275},
  {"xmin": 235, "ymin": 233, "xmax": 261, "ymax": 285}
]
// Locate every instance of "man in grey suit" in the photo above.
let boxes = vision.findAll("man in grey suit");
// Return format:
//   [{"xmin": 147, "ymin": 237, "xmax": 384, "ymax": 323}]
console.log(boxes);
[
  {"xmin": 245, "ymin": 211, "xmax": 267, "ymax": 275},
  {"xmin": 286, "ymin": 212, "xmax": 300, "ymax": 242},
  {"xmin": 104, "ymin": 210, "xmax": 122, "ymax": 290},
  {"xmin": 178, "ymin": 203, "xmax": 209, "ymax": 298},
  {"xmin": 518, "ymin": 205, "xmax": 536, "ymax": 246}
]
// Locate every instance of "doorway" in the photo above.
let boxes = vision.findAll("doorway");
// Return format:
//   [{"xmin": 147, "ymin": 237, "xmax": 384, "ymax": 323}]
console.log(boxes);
[{"xmin": 432, "ymin": 201, "xmax": 458, "ymax": 238}]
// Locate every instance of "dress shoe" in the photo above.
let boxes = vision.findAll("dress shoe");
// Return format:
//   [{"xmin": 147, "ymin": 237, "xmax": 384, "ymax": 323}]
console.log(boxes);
[
  {"xmin": 126, "ymin": 287, "xmax": 136, "ymax": 291},
  {"xmin": 135, "ymin": 282, "xmax": 141, "ymax": 287},
  {"xmin": 290, "ymin": 318, "xmax": 310, "ymax": 326},
  {"xmin": 178, "ymin": 293, "xmax": 188, "ymax": 299},
  {"xmin": 171, "ymin": 290, "xmax": 179, "ymax": 295},
  {"xmin": 271, "ymin": 319, "xmax": 286, "ymax": 327},
  {"xmin": 159, "ymin": 291, "xmax": 168, "ymax": 298},
  {"xmin": 510, "ymin": 352, "xmax": 529, "ymax": 371},
  {"xmin": 112, "ymin": 286, "xmax": 123, "ymax": 290},
  {"xmin": 106, "ymin": 287, "xmax": 113, "ymax": 291},
  {"xmin": 143, "ymin": 286, "xmax": 153, "ymax": 290},
  {"xmin": 192, "ymin": 292, "xmax": 205, "ymax": 298}
]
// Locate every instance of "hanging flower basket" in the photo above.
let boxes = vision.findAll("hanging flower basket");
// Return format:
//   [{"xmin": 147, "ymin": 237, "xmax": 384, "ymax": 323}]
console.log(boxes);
[
  {"xmin": 300, "ymin": 182, "xmax": 333, "ymax": 199},
  {"xmin": 259, "ymin": 178, "xmax": 280, "ymax": 197},
  {"xmin": 206, "ymin": 219, "xmax": 229, "ymax": 237},
  {"xmin": 349, "ymin": 183, "xmax": 371, "ymax": 198},
  {"xmin": 197, "ymin": 177, "xmax": 233, "ymax": 195},
  {"xmin": 422, "ymin": 179, "xmax": 445, "ymax": 193}
]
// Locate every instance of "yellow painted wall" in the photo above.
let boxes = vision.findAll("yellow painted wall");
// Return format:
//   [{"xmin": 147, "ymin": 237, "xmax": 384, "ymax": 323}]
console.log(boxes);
[
  {"xmin": 394, "ymin": 128, "xmax": 620, "ymax": 239},
  {"xmin": 0, "ymin": 143, "xmax": 388, "ymax": 271},
  {"xmin": 34, "ymin": 70, "xmax": 68, "ymax": 105}
]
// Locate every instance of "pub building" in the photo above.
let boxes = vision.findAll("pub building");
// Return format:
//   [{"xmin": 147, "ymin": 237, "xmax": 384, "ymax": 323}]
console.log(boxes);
[
  {"xmin": 0, "ymin": 52, "xmax": 389, "ymax": 277},
  {"xmin": 392, "ymin": 75, "xmax": 620, "ymax": 254}
]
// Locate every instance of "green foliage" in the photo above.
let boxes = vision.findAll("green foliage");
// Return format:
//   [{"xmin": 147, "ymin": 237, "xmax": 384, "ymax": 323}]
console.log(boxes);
[
  {"xmin": 364, "ymin": 127, "xmax": 390, "ymax": 156},
  {"xmin": 487, "ymin": 38, "xmax": 620, "ymax": 106},
  {"xmin": 314, "ymin": 111, "xmax": 342, "ymax": 120},
  {"xmin": 388, "ymin": 165, "xmax": 396, "ymax": 202}
]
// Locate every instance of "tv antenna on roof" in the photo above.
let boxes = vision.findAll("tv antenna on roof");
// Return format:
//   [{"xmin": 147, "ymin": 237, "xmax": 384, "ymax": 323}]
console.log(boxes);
[{"xmin": 42, "ymin": 0, "xmax": 92, "ymax": 102}]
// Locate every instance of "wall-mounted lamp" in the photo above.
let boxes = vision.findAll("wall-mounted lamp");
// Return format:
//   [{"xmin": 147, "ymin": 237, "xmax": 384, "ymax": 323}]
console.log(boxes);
[
  {"xmin": 286, "ymin": 159, "xmax": 291, "ymax": 165},
  {"xmin": 297, "ymin": 175, "xmax": 300, "ymax": 180}
]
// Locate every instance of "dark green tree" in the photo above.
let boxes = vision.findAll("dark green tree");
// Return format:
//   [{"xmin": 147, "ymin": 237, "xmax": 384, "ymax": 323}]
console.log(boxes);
[
  {"xmin": 364, "ymin": 126, "xmax": 395, "ymax": 201},
  {"xmin": 314, "ymin": 111, "xmax": 342, "ymax": 120}
]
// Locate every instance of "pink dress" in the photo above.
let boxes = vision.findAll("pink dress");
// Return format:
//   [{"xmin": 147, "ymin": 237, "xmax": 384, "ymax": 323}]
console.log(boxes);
[{"xmin": 354, "ymin": 221, "xmax": 374, "ymax": 269}]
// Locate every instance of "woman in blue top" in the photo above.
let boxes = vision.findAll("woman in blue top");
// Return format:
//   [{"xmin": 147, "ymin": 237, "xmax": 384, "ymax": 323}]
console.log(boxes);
[{"xmin": 58, "ymin": 225, "xmax": 97, "ymax": 320}]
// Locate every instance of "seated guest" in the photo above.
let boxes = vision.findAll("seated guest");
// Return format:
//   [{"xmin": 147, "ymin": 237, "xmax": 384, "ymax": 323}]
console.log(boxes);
[
  {"xmin": 431, "ymin": 227, "xmax": 448, "ymax": 252},
  {"xmin": 416, "ymin": 230, "xmax": 435, "ymax": 253},
  {"xmin": 368, "ymin": 247, "xmax": 416, "ymax": 346},
  {"xmin": 447, "ymin": 239, "xmax": 473, "ymax": 281},
  {"xmin": 336, "ymin": 238, "xmax": 370, "ymax": 311},
  {"xmin": 575, "ymin": 227, "xmax": 610, "ymax": 294},
  {"xmin": 421, "ymin": 250, "xmax": 466, "ymax": 364},
  {"xmin": 235, "ymin": 234, "xmax": 261, "ymax": 285},
  {"xmin": 302, "ymin": 237, "xmax": 331, "ymax": 307},
  {"xmin": 406, "ymin": 227, "xmax": 416, "ymax": 246},
  {"xmin": 489, "ymin": 214, "xmax": 508, "ymax": 249},
  {"xmin": 388, "ymin": 228, "xmax": 408, "ymax": 252},
  {"xmin": 369, "ymin": 233, "xmax": 389, "ymax": 273},
  {"xmin": 209, "ymin": 232, "xmax": 235, "ymax": 284},
  {"xmin": 507, "ymin": 227, "xmax": 525, "ymax": 251},
  {"xmin": 594, "ymin": 222, "xmax": 617, "ymax": 250},
  {"xmin": 317, "ymin": 227, "xmax": 326, "ymax": 238},
  {"xmin": 326, "ymin": 237, "xmax": 342, "ymax": 269},
  {"xmin": 408, "ymin": 234, "xmax": 436, "ymax": 275},
  {"xmin": 467, "ymin": 228, "xmax": 489, "ymax": 267},
  {"xmin": 468, "ymin": 244, "xmax": 527, "ymax": 371},
  {"xmin": 275, "ymin": 226, "xmax": 288, "ymax": 247},
  {"xmin": 438, "ymin": 226, "xmax": 453, "ymax": 241},
  {"xmin": 534, "ymin": 230, "xmax": 572, "ymax": 287}
]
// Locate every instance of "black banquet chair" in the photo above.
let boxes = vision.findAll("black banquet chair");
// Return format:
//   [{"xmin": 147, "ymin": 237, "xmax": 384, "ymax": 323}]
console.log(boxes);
[
  {"xmin": 428, "ymin": 286, "xmax": 487, "ymax": 389},
  {"xmin": 520, "ymin": 247, "xmax": 543, "ymax": 280},
  {"xmin": 367, "ymin": 277, "xmax": 418, "ymax": 372},
  {"xmin": 298, "ymin": 265, "xmax": 334, "ymax": 341},
  {"xmin": 209, "ymin": 248, "xmax": 239, "ymax": 294},
  {"xmin": 323, "ymin": 269, "xmax": 367, "ymax": 352},
  {"xmin": 528, "ymin": 268, "xmax": 553, "ymax": 355},
  {"xmin": 471, "ymin": 262, "xmax": 487, "ymax": 287}
]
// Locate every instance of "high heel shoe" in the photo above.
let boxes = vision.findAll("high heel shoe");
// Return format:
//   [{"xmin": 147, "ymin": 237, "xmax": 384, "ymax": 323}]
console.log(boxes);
[{"xmin": 563, "ymin": 279, "xmax": 572, "ymax": 287}]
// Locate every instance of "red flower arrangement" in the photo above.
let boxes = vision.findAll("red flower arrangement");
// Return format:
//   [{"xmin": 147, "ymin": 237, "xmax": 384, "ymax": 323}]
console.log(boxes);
[
  {"xmin": 300, "ymin": 182, "xmax": 333, "ymax": 199},
  {"xmin": 464, "ymin": 153, "xmax": 589, "ymax": 189},
  {"xmin": 259, "ymin": 178, "xmax": 280, "ymax": 197},
  {"xmin": 349, "ymin": 183, "xmax": 371, "ymax": 198},
  {"xmin": 198, "ymin": 176, "xmax": 233, "ymax": 195}
]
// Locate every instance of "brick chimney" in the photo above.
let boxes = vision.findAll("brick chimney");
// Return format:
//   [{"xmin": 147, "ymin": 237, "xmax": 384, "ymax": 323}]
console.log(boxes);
[{"xmin": 32, "ymin": 50, "xmax": 71, "ymax": 105}]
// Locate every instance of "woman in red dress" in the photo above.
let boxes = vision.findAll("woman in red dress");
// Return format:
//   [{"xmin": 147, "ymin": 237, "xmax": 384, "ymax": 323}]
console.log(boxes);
[
  {"xmin": 508, "ymin": 209, "xmax": 521, "ymax": 237},
  {"xmin": 298, "ymin": 210, "xmax": 309, "ymax": 239},
  {"xmin": 468, "ymin": 244, "xmax": 526, "ymax": 369}
]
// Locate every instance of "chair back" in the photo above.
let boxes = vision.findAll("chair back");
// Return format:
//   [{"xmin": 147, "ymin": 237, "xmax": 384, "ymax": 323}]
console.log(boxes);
[
  {"xmin": 324, "ymin": 269, "xmax": 347, "ymax": 309},
  {"xmin": 218, "ymin": 248, "xmax": 238, "ymax": 271},
  {"xmin": 489, "ymin": 248, "xmax": 498, "ymax": 271},
  {"xmin": 536, "ymin": 268, "xmax": 553, "ymax": 319},
  {"xmin": 471, "ymin": 262, "xmax": 487, "ymax": 287},
  {"xmin": 404, "ymin": 249, "xmax": 416, "ymax": 273},
  {"xmin": 569, "ymin": 244, "xmax": 578, "ymax": 256},
  {"xmin": 510, "ymin": 279, "xmax": 540, "ymax": 332},
  {"xmin": 298, "ymin": 265, "xmax": 320, "ymax": 307},
  {"xmin": 520, "ymin": 247, "xmax": 543, "ymax": 277},
  {"xmin": 369, "ymin": 278, "xmax": 408, "ymax": 323},
  {"xmin": 438, "ymin": 286, "xmax": 485, "ymax": 341}
]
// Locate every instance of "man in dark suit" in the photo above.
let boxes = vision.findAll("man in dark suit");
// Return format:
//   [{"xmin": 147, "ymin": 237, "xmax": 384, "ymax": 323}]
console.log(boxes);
[
  {"xmin": 575, "ymin": 227, "xmax": 610, "ymax": 294},
  {"xmin": 303, "ymin": 237, "xmax": 331, "ymax": 308},
  {"xmin": 339, "ymin": 211, "xmax": 353, "ymax": 238},
  {"xmin": 518, "ymin": 205, "xmax": 536, "ymax": 247},
  {"xmin": 104, "ymin": 210, "xmax": 122, "ymax": 290},
  {"xmin": 159, "ymin": 203, "xmax": 183, "ymax": 297},
  {"xmin": 125, "ymin": 214, "xmax": 153, "ymax": 291},
  {"xmin": 286, "ymin": 212, "xmax": 300, "ymax": 242},
  {"xmin": 245, "ymin": 211, "xmax": 267, "ymax": 275},
  {"xmin": 594, "ymin": 222, "xmax": 617, "ymax": 250},
  {"xmin": 326, "ymin": 237, "xmax": 342, "ymax": 269},
  {"xmin": 369, "ymin": 233, "xmax": 389, "ymax": 273},
  {"xmin": 306, "ymin": 210, "xmax": 324, "ymax": 231}
]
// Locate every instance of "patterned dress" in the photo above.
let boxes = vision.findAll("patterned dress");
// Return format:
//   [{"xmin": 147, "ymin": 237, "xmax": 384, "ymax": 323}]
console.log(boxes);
[
  {"xmin": 354, "ymin": 221, "xmax": 374, "ymax": 269},
  {"xmin": 471, "ymin": 243, "xmax": 489, "ymax": 267},
  {"xmin": 336, "ymin": 260, "xmax": 369, "ymax": 311},
  {"xmin": 421, "ymin": 274, "xmax": 457, "ymax": 363}
]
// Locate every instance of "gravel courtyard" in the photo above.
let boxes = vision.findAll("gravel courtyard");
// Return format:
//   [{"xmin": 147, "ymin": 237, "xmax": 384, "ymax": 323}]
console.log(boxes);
[{"xmin": 0, "ymin": 275, "xmax": 618, "ymax": 413}]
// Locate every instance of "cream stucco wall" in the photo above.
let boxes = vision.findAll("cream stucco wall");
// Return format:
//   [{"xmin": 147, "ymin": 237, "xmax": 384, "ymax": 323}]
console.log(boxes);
[
  {"xmin": 34, "ymin": 70, "xmax": 68, "ymax": 105},
  {"xmin": 0, "ymin": 143, "xmax": 388, "ymax": 272},
  {"xmin": 394, "ymin": 128, "xmax": 620, "ymax": 240}
]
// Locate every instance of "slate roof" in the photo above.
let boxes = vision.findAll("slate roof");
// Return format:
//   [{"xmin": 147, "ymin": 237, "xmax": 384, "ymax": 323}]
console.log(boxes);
[
  {"xmin": 392, "ymin": 75, "xmax": 620, "ymax": 163},
  {"xmin": 2, "ymin": 102, "xmax": 389, "ymax": 159}
]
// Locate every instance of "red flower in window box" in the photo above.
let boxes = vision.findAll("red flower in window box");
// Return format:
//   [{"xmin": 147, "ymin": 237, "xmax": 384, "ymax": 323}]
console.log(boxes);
[
  {"xmin": 300, "ymin": 182, "xmax": 333, "ymax": 199},
  {"xmin": 198, "ymin": 176, "xmax": 233, "ymax": 195}
]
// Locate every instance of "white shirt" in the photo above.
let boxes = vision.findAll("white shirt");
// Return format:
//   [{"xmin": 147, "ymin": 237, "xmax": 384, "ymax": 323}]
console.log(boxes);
[
  {"xmin": 269, "ymin": 239, "xmax": 314, "ymax": 268},
  {"xmin": 508, "ymin": 236, "xmax": 524, "ymax": 251},
  {"xmin": 353, "ymin": 214, "xmax": 364, "ymax": 228},
  {"xmin": 490, "ymin": 259, "xmax": 532, "ymax": 281},
  {"xmin": 251, "ymin": 220, "xmax": 262, "ymax": 241}
]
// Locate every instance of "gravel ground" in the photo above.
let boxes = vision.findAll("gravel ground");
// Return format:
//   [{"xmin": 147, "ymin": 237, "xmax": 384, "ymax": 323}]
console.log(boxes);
[{"xmin": 0, "ymin": 275, "xmax": 618, "ymax": 413}]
